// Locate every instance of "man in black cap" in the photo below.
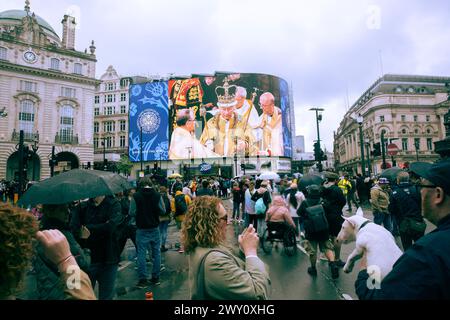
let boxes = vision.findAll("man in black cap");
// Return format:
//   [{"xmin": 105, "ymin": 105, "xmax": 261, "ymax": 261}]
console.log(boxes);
[{"xmin": 355, "ymin": 160, "xmax": 450, "ymax": 299}]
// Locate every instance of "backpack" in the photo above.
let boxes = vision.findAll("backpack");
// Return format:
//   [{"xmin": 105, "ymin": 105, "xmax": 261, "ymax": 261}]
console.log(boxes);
[
  {"xmin": 174, "ymin": 194, "xmax": 188, "ymax": 216},
  {"xmin": 304, "ymin": 200, "xmax": 329, "ymax": 234},
  {"xmin": 255, "ymin": 197, "xmax": 266, "ymax": 215}
]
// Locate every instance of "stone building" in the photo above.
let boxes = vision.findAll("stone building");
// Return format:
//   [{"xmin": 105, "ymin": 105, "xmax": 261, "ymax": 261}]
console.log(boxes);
[
  {"xmin": 334, "ymin": 74, "xmax": 450, "ymax": 176},
  {"xmin": 0, "ymin": 1, "xmax": 98, "ymax": 180},
  {"xmin": 93, "ymin": 65, "xmax": 148, "ymax": 172}
]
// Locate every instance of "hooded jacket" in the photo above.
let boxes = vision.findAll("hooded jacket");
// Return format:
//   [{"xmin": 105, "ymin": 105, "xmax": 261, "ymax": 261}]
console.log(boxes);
[{"xmin": 134, "ymin": 187, "xmax": 162, "ymax": 229}]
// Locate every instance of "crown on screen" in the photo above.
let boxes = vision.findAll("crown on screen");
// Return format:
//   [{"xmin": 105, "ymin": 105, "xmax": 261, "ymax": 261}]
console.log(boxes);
[{"xmin": 215, "ymin": 80, "xmax": 237, "ymax": 108}]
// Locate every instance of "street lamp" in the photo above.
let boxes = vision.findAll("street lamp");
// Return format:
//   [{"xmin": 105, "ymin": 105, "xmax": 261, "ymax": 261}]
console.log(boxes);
[
  {"xmin": 356, "ymin": 115, "xmax": 366, "ymax": 176},
  {"xmin": 414, "ymin": 139, "xmax": 420, "ymax": 161},
  {"xmin": 365, "ymin": 138, "xmax": 371, "ymax": 177},
  {"xmin": 31, "ymin": 133, "xmax": 39, "ymax": 181},
  {"xmin": 310, "ymin": 107, "xmax": 324, "ymax": 172},
  {"xmin": 0, "ymin": 106, "xmax": 7, "ymax": 118},
  {"xmin": 101, "ymin": 137, "xmax": 107, "ymax": 171}
]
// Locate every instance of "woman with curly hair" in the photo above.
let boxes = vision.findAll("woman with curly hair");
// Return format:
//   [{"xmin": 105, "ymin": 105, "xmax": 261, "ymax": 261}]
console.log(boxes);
[
  {"xmin": 182, "ymin": 196, "xmax": 270, "ymax": 300},
  {"xmin": 0, "ymin": 202, "xmax": 95, "ymax": 300}
]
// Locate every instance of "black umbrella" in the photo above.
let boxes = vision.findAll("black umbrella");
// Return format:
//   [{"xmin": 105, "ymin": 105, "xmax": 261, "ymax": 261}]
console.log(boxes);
[
  {"xmin": 18, "ymin": 169, "xmax": 132, "ymax": 207},
  {"xmin": 298, "ymin": 173, "xmax": 324, "ymax": 191},
  {"xmin": 379, "ymin": 167, "xmax": 403, "ymax": 183}
]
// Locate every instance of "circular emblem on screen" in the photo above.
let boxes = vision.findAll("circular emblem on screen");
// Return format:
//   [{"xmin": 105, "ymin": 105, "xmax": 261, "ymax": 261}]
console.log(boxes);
[{"xmin": 138, "ymin": 109, "xmax": 160, "ymax": 134}]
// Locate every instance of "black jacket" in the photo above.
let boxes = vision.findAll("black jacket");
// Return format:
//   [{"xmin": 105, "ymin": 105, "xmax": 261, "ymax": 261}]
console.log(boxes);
[
  {"xmin": 388, "ymin": 183, "xmax": 422, "ymax": 223},
  {"xmin": 355, "ymin": 214, "xmax": 450, "ymax": 299},
  {"xmin": 76, "ymin": 196, "xmax": 123, "ymax": 265},
  {"xmin": 251, "ymin": 189, "xmax": 271, "ymax": 210},
  {"xmin": 321, "ymin": 184, "xmax": 346, "ymax": 236},
  {"xmin": 134, "ymin": 187, "xmax": 162, "ymax": 229},
  {"xmin": 298, "ymin": 197, "xmax": 329, "ymax": 242}
]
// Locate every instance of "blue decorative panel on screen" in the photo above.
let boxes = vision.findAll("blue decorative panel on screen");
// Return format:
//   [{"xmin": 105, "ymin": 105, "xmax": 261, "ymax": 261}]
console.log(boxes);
[{"xmin": 129, "ymin": 81, "xmax": 169, "ymax": 162}]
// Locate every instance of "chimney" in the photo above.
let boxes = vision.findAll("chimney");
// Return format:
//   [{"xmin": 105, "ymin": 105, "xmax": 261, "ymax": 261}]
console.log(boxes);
[{"xmin": 61, "ymin": 15, "xmax": 76, "ymax": 50}]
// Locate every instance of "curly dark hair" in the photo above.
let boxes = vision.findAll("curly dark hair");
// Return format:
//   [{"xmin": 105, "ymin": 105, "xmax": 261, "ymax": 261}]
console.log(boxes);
[
  {"xmin": 181, "ymin": 196, "xmax": 223, "ymax": 253},
  {"xmin": 0, "ymin": 202, "xmax": 38, "ymax": 299}
]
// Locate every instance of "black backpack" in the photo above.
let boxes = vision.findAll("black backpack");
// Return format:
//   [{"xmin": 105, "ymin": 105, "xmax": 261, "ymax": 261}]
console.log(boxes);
[
  {"xmin": 175, "ymin": 194, "xmax": 188, "ymax": 216},
  {"xmin": 304, "ymin": 199, "xmax": 329, "ymax": 234}
]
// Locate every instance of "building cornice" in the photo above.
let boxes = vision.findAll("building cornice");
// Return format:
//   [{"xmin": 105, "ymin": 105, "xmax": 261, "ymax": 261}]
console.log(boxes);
[
  {"xmin": 0, "ymin": 35, "xmax": 97, "ymax": 62},
  {"xmin": 0, "ymin": 60, "xmax": 100, "ymax": 86}
]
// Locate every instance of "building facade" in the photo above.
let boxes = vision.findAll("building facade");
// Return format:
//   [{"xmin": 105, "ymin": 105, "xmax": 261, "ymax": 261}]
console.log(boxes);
[
  {"xmin": 334, "ymin": 74, "xmax": 450, "ymax": 176},
  {"xmin": 93, "ymin": 66, "xmax": 150, "ymax": 172},
  {"xmin": 0, "ymin": 2, "xmax": 98, "ymax": 181}
]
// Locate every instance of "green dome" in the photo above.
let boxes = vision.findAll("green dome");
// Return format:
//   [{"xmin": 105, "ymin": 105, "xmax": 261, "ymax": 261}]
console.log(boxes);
[{"xmin": 0, "ymin": 9, "xmax": 59, "ymax": 38}]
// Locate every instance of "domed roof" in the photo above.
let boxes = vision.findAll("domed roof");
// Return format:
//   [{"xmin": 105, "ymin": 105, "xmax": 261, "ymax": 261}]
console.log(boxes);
[{"xmin": 0, "ymin": 9, "xmax": 59, "ymax": 38}]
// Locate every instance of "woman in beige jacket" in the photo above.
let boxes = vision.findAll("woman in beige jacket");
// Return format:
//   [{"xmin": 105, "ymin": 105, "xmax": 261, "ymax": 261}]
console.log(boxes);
[{"xmin": 182, "ymin": 196, "xmax": 271, "ymax": 300}]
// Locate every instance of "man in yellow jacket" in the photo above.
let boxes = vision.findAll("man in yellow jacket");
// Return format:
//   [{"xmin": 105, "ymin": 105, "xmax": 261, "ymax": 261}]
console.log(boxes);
[
  {"xmin": 171, "ymin": 185, "xmax": 192, "ymax": 253},
  {"xmin": 338, "ymin": 174, "xmax": 353, "ymax": 212}
]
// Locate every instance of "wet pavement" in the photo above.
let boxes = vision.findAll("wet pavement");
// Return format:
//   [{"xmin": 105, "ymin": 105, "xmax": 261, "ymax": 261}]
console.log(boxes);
[{"xmin": 17, "ymin": 199, "xmax": 436, "ymax": 300}]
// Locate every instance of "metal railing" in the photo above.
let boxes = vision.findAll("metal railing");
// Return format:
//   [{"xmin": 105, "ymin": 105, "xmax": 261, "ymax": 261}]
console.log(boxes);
[
  {"xmin": 55, "ymin": 133, "xmax": 79, "ymax": 145},
  {"xmin": 12, "ymin": 130, "xmax": 39, "ymax": 142}
]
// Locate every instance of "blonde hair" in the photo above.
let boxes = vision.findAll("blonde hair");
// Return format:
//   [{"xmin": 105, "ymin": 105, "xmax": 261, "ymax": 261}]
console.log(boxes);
[
  {"xmin": 0, "ymin": 203, "xmax": 38, "ymax": 298},
  {"xmin": 181, "ymin": 196, "xmax": 223, "ymax": 253}
]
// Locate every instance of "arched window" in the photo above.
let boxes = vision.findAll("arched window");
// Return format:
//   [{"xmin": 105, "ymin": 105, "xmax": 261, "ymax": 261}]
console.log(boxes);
[
  {"xmin": 60, "ymin": 105, "xmax": 74, "ymax": 143},
  {"xmin": 50, "ymin": 58, "xmax": 60, "ymax": 70},
  {"xmin": 402, "ymin": 129, "xmax": 407, "ymax": 134},
  {"xmin": 19, "ymin": 100, "xmax": 35, "ymax": 136},
  {"xmin": 0, "ymin": 46, "xmax": 7, "ymax": 60}
]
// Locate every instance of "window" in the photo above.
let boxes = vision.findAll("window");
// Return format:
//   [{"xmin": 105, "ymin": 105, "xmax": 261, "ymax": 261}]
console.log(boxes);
[
  {"xmin": 426, "ymin": 115, "xmax": 430, "ymax": 122},
  {"xmin": 106, "ymin": 94, "xmax": 115, "ymax": 103},
  {"xmin": 106, "ymin": 83, "xmax": 116, "ymax": 91},
  {"xmin": 0, "ymin": 46, "xmax": 7, "ymax": 60},
  {"xmin": 427, "ymin": 138, "xmax": 433, "ymax": 151},
  {"xmin": 120, "ymin": 105, "xmax": 127, "ymax": 114},
  {"xmin": 103, "ymin": 107, "xmax": 107, "ymax": 115},
  {"xmin": 408, "ymin": 87, "xmax": 415, "ymax": 93},
  {"xmin": 107, "ymin": 106, "xmax": 113, "ymax": 115},
  {"xmin": 19, "ymin": 100, "xmax": 35, "ymax": 135},
  {"xmin": 94, "ymin": 122, "xmax": 99, "ymax": 133},
  {"xmin": 413, "ymin": 115, "xmax": 418, "ymax": 122},
  {"xmin": 106, "ymin": 136, "xmax": 114, "ymax": 148},
  {"xmin": 50, "ymin": 58, "xmax": 60, "ymax": 70},
  {"xmin": 414, "ymin": 138, "xmax": 420, "ymax": 150},
  {"xmin": 120, "ymin": 93, "xmax": 127, "ymax": 102},
  {"xmin": 121, "ymin": 79, "xmax": 130, "ymax": 88},
  {"xmin": 61, "ymin": 87, "xmax": 76, "ymax": 98},
  {"xmin": 401, "ymin": 115, "xmax": 406, "ymax": 122},
  {"xmin": 94, "ymin": 96, "xmax": 100, "ymax": 104},
  {"xmin": 402, "ymin": 129, "xmax": 407, "ymax": 134},
  {"xmin": 60, "ymin": 105, "xmax": 74, "ymax": 142},
  {"xmin": 395, "ymin": 87, "xmax": 402, "ymax": 93},
  {"xmin": 414, "ymin": 129, "xmax": 419, "ymax": 134},
  {"xmin": 94, "ymin": 108, "xmax": 99, "ymax": 116},
  {"xmin": 402, "ymin": 138, "xmax": 408, "ymax": 151},
  {"xmin": 93, "ymin": 137, "xmax": 99, "ymax": 149},
  {"xmin": 103, "ymin": 121, "xmax": 115, "ymax": 132},
  {"xmin": 120, "ymin": 120, "xmax": 126, "ymax": 131},
  {"xmin": 20, "ymin": 80, "xmax": 37, "ymax": 92},
  {"xmin": 380, "ymin": 116, "xmax": 385, "ymax": 122},
  {"xmin": 427, "ymin": 128, "xmax": 431, "ymax": 134},
  {"xmin": 120, "ymin": 135, "xmax": 126, "ymax": 148},
  {"xmin": 74, "ymin": 63, "xmax": 82, "ymax": 75}
]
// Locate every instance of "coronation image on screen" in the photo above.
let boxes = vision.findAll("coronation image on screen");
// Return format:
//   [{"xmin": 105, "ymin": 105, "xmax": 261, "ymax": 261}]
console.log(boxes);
[{"xmin": 167, "ymin": 73, "xmax": 293, "ymax": 160}]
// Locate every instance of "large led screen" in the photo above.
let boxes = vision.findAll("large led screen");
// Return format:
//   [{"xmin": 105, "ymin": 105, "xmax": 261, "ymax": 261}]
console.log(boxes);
[
  {"xmin": 129, "ymin": 72, "xmax": 292, "ymax": 162},
  {"xmin": 128, "ymin": 82, "xmax": 169, "ymax": 162}
]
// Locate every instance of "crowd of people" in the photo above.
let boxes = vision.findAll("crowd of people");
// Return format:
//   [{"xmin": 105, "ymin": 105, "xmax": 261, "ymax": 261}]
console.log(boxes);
[{"xmin": 1, "ymin": 159, "xmax": 450, "ymax": 300}]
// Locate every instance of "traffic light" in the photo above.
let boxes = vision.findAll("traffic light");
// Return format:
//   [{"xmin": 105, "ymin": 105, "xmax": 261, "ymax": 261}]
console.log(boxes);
[
  {"xmin": 314, "ymin": 142, "xmax": 321, "ymax": 161},
  {"xmin": 240, "ymin": 163, "xmax": 245, "ymax": 170},
  {"xmin": 372, "ymin": 142, "xmax": 381, "ymax": 157}
]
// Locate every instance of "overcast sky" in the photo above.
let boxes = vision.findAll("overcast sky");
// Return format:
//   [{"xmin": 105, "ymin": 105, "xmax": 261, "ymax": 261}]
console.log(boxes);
[{"xmin": 3, "ymin": 0, "xmax": 450, "ymax": 152}]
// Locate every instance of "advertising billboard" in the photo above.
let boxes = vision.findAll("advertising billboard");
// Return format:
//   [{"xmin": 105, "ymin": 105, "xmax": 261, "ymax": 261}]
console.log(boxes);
[
  {"xmin": 129, "ymin": 72, "xmax": 292, "ymax": 162},
  {"xmin": 128, "ymin": 82, "xmax": 169, "ymax": 162}
]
